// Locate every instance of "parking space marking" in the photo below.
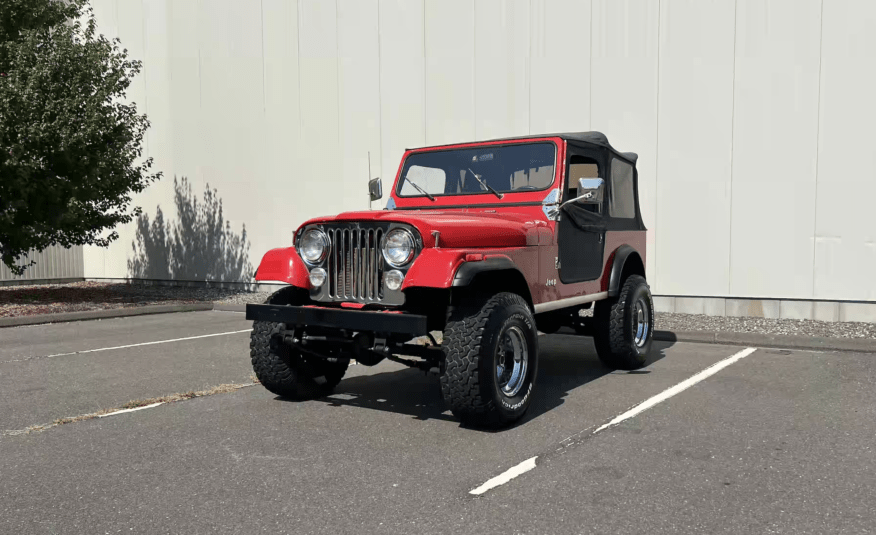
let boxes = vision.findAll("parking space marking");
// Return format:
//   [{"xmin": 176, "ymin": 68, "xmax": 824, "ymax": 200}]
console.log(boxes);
[
  {"xmin": 470, "ymin": 457, "xmax": 538, "ymax": 495},
  {"xmin": 3, "ymin": 329, "xmax": 252, "ymax": 363},
  {"xmin": 470, "ymin": 347, "xmax": 759, "ymax": 496},
  {"xmin": 97, "ymin": 402, "xmax": 164, "ymax": 418},
  {"xmin": 592, "ymin": 346, "xmax": 758, "ymax": 434}
]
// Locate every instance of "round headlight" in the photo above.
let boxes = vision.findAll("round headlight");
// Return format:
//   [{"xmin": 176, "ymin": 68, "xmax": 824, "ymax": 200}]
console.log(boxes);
[
  {"xmin": 382, "ymin": 229, "xmax": 415, "ymax": 267},
  {"xmin": 299, "ymin": 229, "xmax": 328, "ymax": 264}
]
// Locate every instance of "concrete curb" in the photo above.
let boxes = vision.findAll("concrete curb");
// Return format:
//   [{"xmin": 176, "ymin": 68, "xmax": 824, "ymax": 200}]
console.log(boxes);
[
  {"xmin": 0, "ymin": 303, "xmax": 214, "ymax": 328},
  {"xmin": 212, "ymin": 304, "xmax": 247, "ymax": 313},
  {"xmin": 654, "ymin": 330, "xmax": 876, "ymax": 354}
]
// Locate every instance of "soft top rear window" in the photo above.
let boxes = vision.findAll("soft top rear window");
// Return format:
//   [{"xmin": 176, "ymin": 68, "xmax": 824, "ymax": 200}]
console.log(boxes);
[{"xmin": 397, "ymin": 142, "xmax": 556, "ymax": 198}]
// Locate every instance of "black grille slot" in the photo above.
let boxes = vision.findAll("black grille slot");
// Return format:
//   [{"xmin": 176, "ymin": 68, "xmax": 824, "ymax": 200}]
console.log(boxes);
[{"xmin": 327, "ymin": 227, "xmax": 384, "ymax": 302}]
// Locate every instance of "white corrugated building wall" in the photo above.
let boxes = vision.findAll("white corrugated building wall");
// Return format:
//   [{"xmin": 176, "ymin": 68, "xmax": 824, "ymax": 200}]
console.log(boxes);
[{"xmin": 66, "ymin": 0, "xmax": 876, "ymax": 322}]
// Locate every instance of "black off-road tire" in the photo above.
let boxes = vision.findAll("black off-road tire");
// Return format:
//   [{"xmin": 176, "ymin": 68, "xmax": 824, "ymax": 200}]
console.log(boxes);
[
  {"xmin": 593, "ymin": 275, "xmax": 654, "ymax": 370},
  {"xmin": 440, "ymin": 292, "xmax": 539, "ymax": 428},
  {"xmin": 249, "ymin": 289, "xmax": 349, "ymax": 399}
]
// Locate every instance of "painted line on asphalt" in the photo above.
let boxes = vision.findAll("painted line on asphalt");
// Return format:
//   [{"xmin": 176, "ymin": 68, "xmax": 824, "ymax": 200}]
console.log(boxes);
[
  {"xmin": 470, "ymin": 347, "xmax": 759, "ymax": 496},
  {"xmin": 470, "ymin": 457, "xmax": 538, "ymax": 495},
  {"xmin": 592, "ymin": 346, "xmax": 758, "ymax": 434},
  {"xmin": 3, "ymin": 329, "xmax": 252, "ymax": 363},
  {"xmin": 97, "ymin": 402, "xmax": 164, "ymax": 418}
]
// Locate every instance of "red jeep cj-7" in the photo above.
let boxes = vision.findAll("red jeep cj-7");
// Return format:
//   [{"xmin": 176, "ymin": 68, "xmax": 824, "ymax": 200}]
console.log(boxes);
[{"xmin": 247, "ymin": 132, "xmax": 653, "ymax": 427}]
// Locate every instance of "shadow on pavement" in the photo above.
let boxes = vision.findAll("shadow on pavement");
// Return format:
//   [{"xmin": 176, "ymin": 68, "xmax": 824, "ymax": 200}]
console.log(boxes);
[{"xmin": 278, "ymin": 333, "xmax": 673, "ymax": 429}]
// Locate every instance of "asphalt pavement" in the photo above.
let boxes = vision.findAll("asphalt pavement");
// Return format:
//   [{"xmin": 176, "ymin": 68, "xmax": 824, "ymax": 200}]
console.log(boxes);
[{"xmin": 1, "ymin": 311, "xmax": 873, "ymax": 534}]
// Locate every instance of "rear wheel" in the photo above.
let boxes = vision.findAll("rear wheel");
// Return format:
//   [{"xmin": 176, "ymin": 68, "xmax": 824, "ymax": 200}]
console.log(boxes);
[
  {"xmin": 440, "ymin": 292, "xmax": 539, "ymax": 428},
  {"xmin": 249, "ymin": 288, "xmax": 349, "ymax": 399},
  {"xmin": 593, "ymin": 275, "xmax": 654, "ymax": 370}
]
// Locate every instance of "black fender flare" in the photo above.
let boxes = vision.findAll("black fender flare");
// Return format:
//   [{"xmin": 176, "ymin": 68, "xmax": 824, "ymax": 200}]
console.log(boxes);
[
  {"xmin": 607, "ymin": 245, "xmax": 644, "ymax": 297},
  {"xmin": 452, "ymin": 256, "xmax": 521, "ymax": 287}
]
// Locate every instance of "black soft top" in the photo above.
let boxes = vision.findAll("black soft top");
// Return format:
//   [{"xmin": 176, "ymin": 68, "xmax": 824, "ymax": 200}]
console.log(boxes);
[{"xmin": 410, "ymin": 131, "xmax": 638, "ymax": 165}]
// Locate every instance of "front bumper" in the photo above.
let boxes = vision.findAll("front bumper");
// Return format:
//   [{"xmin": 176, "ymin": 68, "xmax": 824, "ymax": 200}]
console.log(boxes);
[{"xmin": 245, "ymin": 304, "xmax": 428, "ymax": 336}]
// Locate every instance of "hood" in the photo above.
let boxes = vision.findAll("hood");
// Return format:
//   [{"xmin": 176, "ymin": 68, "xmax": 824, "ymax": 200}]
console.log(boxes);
[{"xmin": 300, "ymin": 209, "xmax": 543, "ymax": 248}]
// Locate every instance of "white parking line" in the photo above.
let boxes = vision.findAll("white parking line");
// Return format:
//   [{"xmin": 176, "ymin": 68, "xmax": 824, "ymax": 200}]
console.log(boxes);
[
  {"xmin": 4, "ymin": 329, "xmax": 251, "ymax": 363},
  {"xmin": 97, "ymin": 402, "xmax": 164, "ymax": 418},
  {"xmin": 470, "ymin": 457, "xmax": 538, "ymax": 495},
  {"xmin": 469, "ymin": 346, "xmax": 759, "ymax": 496},
  {"xmin": 592, "ymin": 346, "xmax": 758, "ymax": 434}
]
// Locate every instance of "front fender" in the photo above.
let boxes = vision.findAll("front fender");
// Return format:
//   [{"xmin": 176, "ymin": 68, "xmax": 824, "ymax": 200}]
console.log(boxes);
[
  {"xmin": 401, "ymin": 249, "xmax": 467, "ymax": 289},
  {"xmin": 401, "ymin": 249, "xmax": 523, "ymax": 290},
  {"xmin": 254, "ymin": 247, "xmax": 311, "ymax": 289}
]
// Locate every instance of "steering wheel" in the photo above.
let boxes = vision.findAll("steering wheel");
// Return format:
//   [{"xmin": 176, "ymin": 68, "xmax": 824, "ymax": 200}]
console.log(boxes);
[{"xmin": 516, "ymin": 186, "xmax": 539, "ymax": 191}]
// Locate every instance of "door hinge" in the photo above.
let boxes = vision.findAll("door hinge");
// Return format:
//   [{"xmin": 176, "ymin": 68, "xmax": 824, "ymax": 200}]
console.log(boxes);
[{"xmin": 555, "ymin": 257, "xmax": 561, "ymax": 269}]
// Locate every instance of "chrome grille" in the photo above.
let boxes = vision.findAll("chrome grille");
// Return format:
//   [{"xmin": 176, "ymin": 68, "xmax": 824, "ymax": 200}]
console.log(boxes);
[{"xmin": 327, "ymin": 227, "xmax": 384, "ymax": 302}]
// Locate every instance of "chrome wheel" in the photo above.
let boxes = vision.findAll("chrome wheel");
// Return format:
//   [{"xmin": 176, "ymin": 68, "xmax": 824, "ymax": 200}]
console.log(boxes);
[
  {"xmin": 633, "ymin": 297, "xmax": 650, "ymax": 348},
  {"xmin": 496, "ymin": 325, "xmax": 529, "ymax": 397}
]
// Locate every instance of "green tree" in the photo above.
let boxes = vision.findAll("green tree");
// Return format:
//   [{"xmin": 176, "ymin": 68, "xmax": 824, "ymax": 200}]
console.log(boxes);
[{"xmin": 0, "ymin": 0, "xmax": 159, "ymax": 275}]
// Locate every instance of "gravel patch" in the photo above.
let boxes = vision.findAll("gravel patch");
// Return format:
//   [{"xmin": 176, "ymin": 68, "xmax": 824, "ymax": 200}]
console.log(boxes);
[
  {"xmin": 657, "ymin": 312, "xmax": 876, "ymax": 340},
  {"xmin": 214, "ymin": 291, "xmax": 272, "ymax": 305},
  {"xmin": 0, "ymin": 281, "xmax": 261, "ymax": 317}
]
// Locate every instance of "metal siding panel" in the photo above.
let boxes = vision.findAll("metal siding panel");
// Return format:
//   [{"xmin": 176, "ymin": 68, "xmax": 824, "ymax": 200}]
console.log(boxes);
[
  {"xmin": 424, "ymin": 0, "xmax": 476, "ymax": 147},
  {"xmin": 260, "ymin": 0, "xmax": 307, "ymax": 264},
  {"xmin": 196, "ymin": 0, "xmax": 265, "ymax": 282},
  {"xmin": 379, "ymin": 0, "xmax": 426, "ymax": 206},
  {"xmin": 298, "ymin": 0, "xmax": 341, "ymax": 223},
  {"xmin": 729, "ymin": 0, "xmax": 822, "ymax": 299},
  {"xmin": 337, "ymin": 0, "xmax": 382, "ymax": 212},
  {"xmin": 591, "ymin": 0, "xmax": 659, "ymax": 288},
  {"xmin": 0, "ymin": 244, "xmax": 84, "ymax": 282},
  {"xmin": 529, "ymin": 0, "xmax": 591, "ymax": 134},
  {"xmin": 34, "ymin": 249, "xmax": 43, "ymax": 280},
  {"xmin": 656, "ymin": 0, "xmax": 736, "ymax": 297},
  {"xmin": 813, "ymin": 0, "xmax": 876, "ymax": 301},
  {"xmin": 473, "ymin": 0, "xmax": 530, "ymax": 141}
]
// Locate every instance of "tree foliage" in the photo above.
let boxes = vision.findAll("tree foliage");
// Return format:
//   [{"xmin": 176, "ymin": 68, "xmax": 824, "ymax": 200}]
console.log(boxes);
[{"xmin": 0, "ymin": 0, "xmax": 159, "ymax": 275}]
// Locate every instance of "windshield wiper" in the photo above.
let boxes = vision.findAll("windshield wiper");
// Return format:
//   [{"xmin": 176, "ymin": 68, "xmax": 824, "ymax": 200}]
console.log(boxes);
[
  {"xmin": 467, "ymin": 168, "xmax": 504, "ymax": 199},
  {"xmin": 405, "ymin": 177, "xmax": 435, "ymax": 201}
]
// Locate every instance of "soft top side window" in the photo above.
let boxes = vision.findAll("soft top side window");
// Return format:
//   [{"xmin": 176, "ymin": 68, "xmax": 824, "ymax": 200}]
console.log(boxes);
[
  {"xmin": 568, "ymin": 155, "xmax": 601, "ymax": 213},
  {"xmin": 609, "ymin": 158, "xmax": 635, "ymax": 219}
]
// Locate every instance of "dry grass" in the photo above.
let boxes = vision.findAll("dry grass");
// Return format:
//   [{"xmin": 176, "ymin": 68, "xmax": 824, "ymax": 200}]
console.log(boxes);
[{"xmin": 4, "ymin": 381, "xmax": 257, "ymax": 436}]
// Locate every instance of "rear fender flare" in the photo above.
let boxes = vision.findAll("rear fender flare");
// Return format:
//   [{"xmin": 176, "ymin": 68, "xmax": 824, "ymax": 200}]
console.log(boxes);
[{"xmin": 607, "ymin": 245, "xmax": 645, "ymax": 297}]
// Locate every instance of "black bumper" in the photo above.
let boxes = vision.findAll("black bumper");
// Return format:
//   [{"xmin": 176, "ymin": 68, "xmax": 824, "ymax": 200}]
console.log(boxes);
[{"xmin": 245, "ymin": 304, "xmax": 428, "ymax": 336}]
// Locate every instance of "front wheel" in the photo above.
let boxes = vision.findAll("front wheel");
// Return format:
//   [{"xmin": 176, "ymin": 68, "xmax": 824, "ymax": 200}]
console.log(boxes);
[
  {"xmin": 440, "ymin": 292, "xmax": 539, "ymax": 428},
  {"xmin": 593, "ymin": 275, "xmax": 654, "ymax": 370},
  {"xmin": 250, "ymin": 322, "xmax": 349, "ymax": 399},
  {"xmin": 249, "ymin": 288, "xmax": 349, "ymax": 399}
]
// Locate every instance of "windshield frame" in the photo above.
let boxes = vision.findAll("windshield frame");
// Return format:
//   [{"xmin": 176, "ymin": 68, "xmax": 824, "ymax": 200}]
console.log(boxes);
[{"xmin": 393, "ymin": 140, "xmax": 560, "ymax": 200}]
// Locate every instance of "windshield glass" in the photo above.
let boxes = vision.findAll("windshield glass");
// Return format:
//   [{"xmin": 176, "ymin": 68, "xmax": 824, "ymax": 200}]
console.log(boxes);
[{"xmin": 396, "ymin": 142, "xmax": 556, "ymax": 198}]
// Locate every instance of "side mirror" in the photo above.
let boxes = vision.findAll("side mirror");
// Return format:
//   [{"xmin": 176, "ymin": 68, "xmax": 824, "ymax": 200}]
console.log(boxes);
[
  {"xmin": 574, "ymin": 178, "xmax": 604, "ymax": 204},
  {"xmin": 368, "ymin": 177, "xmax": 383, "ymax": 202}
]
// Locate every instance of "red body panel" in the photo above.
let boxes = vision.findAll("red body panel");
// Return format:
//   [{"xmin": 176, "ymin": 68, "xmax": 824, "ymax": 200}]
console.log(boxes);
[
  {"xmin": 254, "ymin": 137, "xmax": 647, "ymax": 309},
  {"xmin": 254, "ymin": 247, "xmax": 310, "ymax": 288}
]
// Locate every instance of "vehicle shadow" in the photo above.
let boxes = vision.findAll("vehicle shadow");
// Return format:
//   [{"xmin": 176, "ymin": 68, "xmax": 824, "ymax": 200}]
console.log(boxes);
[{"xmin": 279, "ymin": 332, "xmax": 673, "ymax": 429}]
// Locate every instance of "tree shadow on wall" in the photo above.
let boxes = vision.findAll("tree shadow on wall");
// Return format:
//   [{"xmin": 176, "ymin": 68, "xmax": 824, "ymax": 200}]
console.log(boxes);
[{"xmin": 128, "ymin": 177, "xmax": 253, "ymax": 283}]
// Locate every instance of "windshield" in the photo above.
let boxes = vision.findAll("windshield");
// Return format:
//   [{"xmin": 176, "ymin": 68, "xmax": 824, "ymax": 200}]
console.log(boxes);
[{"xmin": 396, "ymin": 142, "xmax": 556, "ymax": 198}]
